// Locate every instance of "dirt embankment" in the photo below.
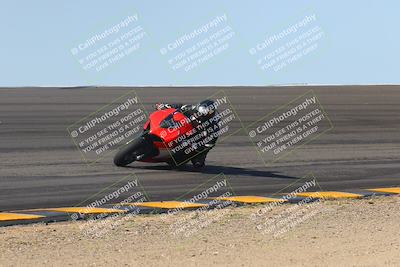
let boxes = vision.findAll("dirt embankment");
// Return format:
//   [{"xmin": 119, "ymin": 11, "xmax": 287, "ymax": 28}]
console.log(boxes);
[{"xmin": 1, "ymin": 196, "xmax": 399, "ymax": 266}]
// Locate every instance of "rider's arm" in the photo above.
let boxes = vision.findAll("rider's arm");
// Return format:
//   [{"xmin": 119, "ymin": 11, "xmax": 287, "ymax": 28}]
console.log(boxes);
[{"xmin": 155, "ymin": 103, "xmax": 193, "ymax": 111}]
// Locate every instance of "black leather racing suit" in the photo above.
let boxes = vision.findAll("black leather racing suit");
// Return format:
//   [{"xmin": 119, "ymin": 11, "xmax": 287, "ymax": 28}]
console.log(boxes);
[{"xmin": 155, "ymin": 103, "xmax": 219, "ymax": 166}]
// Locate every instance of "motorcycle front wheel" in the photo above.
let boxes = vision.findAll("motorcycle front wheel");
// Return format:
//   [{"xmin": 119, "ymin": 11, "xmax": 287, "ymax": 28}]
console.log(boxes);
[{"xmin": 113, "ymin": 137, "xmax": 146, "ymax": 167}]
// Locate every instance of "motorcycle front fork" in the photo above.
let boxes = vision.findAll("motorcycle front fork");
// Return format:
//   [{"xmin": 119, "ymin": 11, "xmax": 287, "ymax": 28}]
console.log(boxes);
[{"xmin": 136, "ymin": 136, "xmax": 159, "ymax": 160}]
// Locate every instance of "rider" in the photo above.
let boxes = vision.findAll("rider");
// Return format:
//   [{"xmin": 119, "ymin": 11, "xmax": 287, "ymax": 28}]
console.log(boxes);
[{"xmin": 155, "ymin": 100, "xmax": 219, "ymax": 168}]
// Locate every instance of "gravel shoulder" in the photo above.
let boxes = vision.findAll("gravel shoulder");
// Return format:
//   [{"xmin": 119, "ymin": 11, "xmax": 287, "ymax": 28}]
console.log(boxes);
[{"xmin": 0, "ymin": 196, "xmax": 399, "ymax": 267}]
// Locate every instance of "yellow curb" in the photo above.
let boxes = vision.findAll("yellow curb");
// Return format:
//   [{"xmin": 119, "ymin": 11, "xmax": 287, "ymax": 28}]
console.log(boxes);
[
  {"xmin": 0, "ymin": 213, "xmax": 45, "ymax": 221},
  {"xmin": 42, "ymin": 207, "xmax": 126, "ymax": 214},
  {"xmin": 295, "ymin": 191, "xmax": 363, "ymax": 199},
  {"xmin": 126, "ymin": 201, "xmax": 207, "ymax": 209},
  {"xmin": 211, "ymin": 196, "xmax": 287, "ymax": 204},
  {"xmin": 367, "ymin": 187, "xmax": 400, "ymax": 194}
]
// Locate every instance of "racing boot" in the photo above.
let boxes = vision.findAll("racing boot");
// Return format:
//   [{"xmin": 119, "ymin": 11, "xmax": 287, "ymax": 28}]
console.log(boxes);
[{"xmin": 191, "ymin": 151, "xmax": 207, "ymax": 169}]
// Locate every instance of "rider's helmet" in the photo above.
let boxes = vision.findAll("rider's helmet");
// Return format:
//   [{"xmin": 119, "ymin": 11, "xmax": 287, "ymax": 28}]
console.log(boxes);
[{"xmin": 196, "ymin": 99, "xmax": 216, "ymax": 120}]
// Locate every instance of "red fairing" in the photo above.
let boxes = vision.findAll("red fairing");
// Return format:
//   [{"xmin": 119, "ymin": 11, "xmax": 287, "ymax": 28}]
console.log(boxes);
[
  {"xmin": 143, "ymin": 120, "xmax": 150, "ymax": 131},
  {"xmin": 149, "ymin": 108, "xmax": 194, "ymax": 146}
]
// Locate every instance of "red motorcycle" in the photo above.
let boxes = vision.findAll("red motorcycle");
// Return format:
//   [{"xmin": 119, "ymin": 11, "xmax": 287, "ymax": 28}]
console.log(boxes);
[{"xmin": 113, "ymin": 100, "xmax": 219, "ymax": 169}]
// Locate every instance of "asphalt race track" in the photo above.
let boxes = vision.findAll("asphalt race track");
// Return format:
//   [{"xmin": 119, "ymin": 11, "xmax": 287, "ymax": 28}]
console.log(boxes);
[{"xmin": 0, "ymin": 85, "xmax": 399, "ymax": 211}]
